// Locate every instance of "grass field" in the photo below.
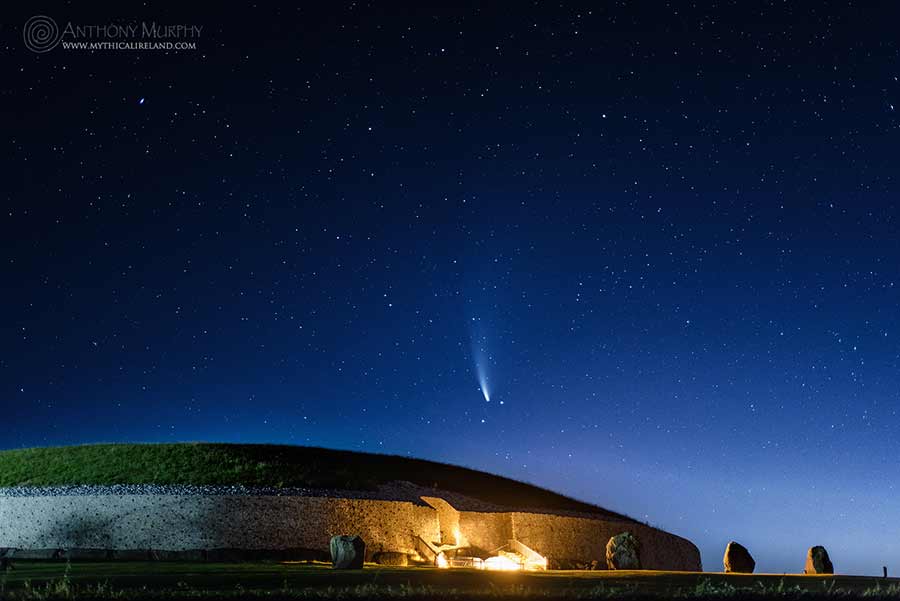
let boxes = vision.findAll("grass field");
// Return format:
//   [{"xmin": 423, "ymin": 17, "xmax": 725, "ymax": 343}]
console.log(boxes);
[
  {"xmin": 1, "ymin": 563, "xmax": 899, "ymax": 600},
  {"xmin": 0, "ymin": 443, "xmax": 628, "ymax": 517}
]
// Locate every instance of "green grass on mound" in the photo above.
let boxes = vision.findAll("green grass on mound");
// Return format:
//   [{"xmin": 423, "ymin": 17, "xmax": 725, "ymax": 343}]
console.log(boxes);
[{"xmin": 0, "ymin": 443, "xmax": 627, "ymax": 517}]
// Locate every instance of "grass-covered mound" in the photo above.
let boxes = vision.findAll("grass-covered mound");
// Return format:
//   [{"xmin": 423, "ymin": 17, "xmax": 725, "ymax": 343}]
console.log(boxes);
[{"xmin": 0, "ymin": 443, "xmax": 631, "ymax": 519}]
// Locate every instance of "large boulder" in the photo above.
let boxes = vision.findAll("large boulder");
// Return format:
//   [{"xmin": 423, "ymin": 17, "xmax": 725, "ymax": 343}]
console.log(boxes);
[
  {"xmin": 804, "ymin": 546, "xmax": 833, "ymax": 574},
  {"xmin": 723, "ymin": 541, "xmax": 755, "ymax": 573},
  {"xmin": 606, "ymin": 532, "xmax": 641, "ymax": 570},
  {"xmin": 330, "ymin": 535, "xmax": 365, "ymax": 569}
]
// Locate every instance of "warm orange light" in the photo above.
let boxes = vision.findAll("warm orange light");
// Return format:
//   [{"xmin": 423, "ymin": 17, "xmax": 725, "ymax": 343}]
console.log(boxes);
[
  {"xmin": 453, "ymin": 526, "xmax": 463, "ymax": 546},
  {"xmin": 484, "ymin": 555, "xmax": 522, "ymax": 571},
  {"xmin": 436, "ymin": 552, "xmax": 449, "ymax": 568}
]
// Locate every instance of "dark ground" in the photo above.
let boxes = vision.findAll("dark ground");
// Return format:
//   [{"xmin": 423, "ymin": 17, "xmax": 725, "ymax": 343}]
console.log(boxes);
[{"xmin": 1, "ymin": 562, "xmax": 899, "ymax": 600}]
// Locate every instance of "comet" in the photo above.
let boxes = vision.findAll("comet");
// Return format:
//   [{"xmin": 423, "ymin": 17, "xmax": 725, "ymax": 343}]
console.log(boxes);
[
  {"xmin": 470, "ymin": 318, "xmax": 492, "ymax": 402},
  {"xmin": 476, "ymin": 364, "xmax": 491, "ymax": 402}
]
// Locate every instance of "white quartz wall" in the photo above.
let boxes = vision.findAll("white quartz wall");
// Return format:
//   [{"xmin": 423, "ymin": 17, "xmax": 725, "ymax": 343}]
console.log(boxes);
[
  {"xmin": 0, "ymin": 494, "xmax": 440, "ymax": 554},
  {"xmin": 0, "ymin": 492, "xmax": 701, "ymax": 570}
]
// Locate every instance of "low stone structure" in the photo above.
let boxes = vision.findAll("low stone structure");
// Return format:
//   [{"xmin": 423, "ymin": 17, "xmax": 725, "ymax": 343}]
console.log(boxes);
[
  {"xmin": 804, "ymin": 546, "xmax": 833, "ymax": 574},
  {"xmin": 723, "ymin": 541, "xmax": 755, "ymax": 573},
  {"xmin": 0, "ymin": 483, "xmax": 700, "ymax": 570},
  {"xmin": 373, "ymin": 551, "xmax": 408, "ymax": 566}
]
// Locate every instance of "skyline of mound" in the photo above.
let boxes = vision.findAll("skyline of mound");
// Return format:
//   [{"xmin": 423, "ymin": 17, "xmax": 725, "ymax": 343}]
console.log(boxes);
[{"xmin": 0, "ymin": 443, "xmax": 637, "ymax": 521}]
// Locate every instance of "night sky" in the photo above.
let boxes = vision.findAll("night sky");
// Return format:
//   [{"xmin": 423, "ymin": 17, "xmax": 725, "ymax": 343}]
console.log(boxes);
[{"xmin": 3, "ymin": 2, "xmax": 900, "ymax": 575}]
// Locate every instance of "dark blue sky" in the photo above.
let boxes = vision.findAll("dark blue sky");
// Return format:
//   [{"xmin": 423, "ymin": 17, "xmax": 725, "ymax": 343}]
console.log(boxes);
[{"xmin": 3, "ymin": 1, "xmax": 900, "ymax": 575}]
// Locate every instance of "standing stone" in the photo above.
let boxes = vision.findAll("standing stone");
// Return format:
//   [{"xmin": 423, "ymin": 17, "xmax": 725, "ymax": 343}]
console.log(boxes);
[
  {"xmin": 329, "ymin": 535, "xmax": 365, "ymax": 569},
  {"xmin": 723, "ymin": 541, "xmax": 755, "ymax": 573},
  {"xmin": 804, "ymin": 546, "xmax": 833, "ymax": 574},
  {"xmin": 606, "ymin": 532, "xmax": 641, "ymax": 570}
]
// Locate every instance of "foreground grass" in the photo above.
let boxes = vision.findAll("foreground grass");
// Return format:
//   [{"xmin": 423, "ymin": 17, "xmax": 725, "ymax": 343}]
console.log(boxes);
[
  {"xmin": 0, "ymin": 444, "xmax": 622, "ymax": 516},
  {"xmin": 1, "ymin": 563, "xmax": 899, "ymax": 600}
]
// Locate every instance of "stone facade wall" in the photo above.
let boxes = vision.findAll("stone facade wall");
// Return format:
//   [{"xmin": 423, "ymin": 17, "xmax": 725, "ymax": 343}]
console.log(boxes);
[
  {"xmin": 504, "ymin": 512, "xmax": 701, "ymax": 571},
  {"xmin": 420, "ymin": 496, "xmax": 461, "ymax": 545},
  {"xmin": 457, "ymin": 510, "xmax": 513, "ymax": 553},
  {"xmin": 0, "ymin": 495, "xmax": 439, "ymax": 559},
  {"xmin": 628, "ymin": 522, "xmax": 701, "ymax": 571},
  {"xmin": 0, "ymin": 492, "xmax": 700, "ymax": 570}
]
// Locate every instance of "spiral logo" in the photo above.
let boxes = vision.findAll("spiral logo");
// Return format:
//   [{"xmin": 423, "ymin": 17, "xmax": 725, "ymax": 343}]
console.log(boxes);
[{"xmin": 23, "ymin": 15, "xmax": 61, "ymax": 53}]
